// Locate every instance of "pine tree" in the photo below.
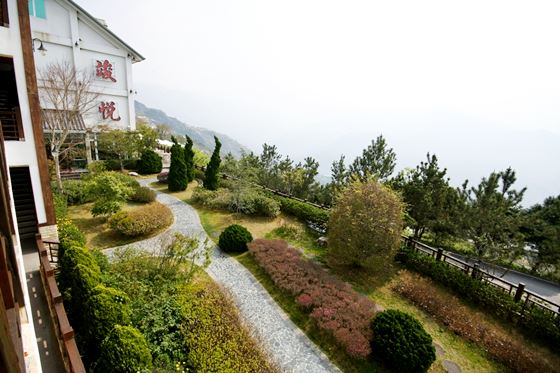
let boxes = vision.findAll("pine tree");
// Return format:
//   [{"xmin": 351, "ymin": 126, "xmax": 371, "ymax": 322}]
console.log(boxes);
[
  {"xmin": 184, "ymin": 135, "xmax": 195, "ymax": 182},
  {"xmin": 204, "ymin": 136, "xmax": 221, "ymax": 190},
  {"xmin": 168, "ymin": 137, "xmax": 188, "ymax": 191}
]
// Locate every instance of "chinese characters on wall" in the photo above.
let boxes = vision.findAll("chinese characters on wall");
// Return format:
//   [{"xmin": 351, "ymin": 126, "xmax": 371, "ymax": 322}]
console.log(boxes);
[
  {"xmin": 95, "ymin": 59, "xmax": 117, "ymax": 82},
  {"xmin": 99, "ymin": 101, "xmax": 121, "ymax": 121}
]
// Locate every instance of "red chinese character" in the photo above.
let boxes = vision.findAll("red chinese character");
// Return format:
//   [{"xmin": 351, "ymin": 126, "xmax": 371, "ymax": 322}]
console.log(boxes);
[
  {"xmin": 95, "ymin": 59, "xmax": 117, "ymax": 82},
  {"xmin": 99, "ymin": 101, "xmax": 121, "ymax": 121}
]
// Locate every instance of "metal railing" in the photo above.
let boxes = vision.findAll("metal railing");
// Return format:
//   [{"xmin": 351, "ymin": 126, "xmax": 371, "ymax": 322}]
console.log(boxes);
[{"xmin": 402, "ymin": 235, "xmax": 560, "ymax": 317}]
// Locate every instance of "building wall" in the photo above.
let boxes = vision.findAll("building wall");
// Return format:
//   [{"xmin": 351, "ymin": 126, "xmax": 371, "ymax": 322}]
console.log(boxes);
[{"xmin": 30, "ymin": 0, "xmax": 138, "ymax": 130}]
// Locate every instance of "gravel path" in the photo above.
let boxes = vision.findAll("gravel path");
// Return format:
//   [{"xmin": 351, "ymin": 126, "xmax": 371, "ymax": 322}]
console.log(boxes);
[{"xmin": 105, "ymin": 178, "xmax": 340, "ymax": 373}]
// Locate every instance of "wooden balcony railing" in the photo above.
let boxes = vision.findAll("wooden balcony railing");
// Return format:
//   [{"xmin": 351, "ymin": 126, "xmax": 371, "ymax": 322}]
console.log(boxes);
[{"xmin": 0, "ymin": 108, "xmax": 24, "ymax": 141}]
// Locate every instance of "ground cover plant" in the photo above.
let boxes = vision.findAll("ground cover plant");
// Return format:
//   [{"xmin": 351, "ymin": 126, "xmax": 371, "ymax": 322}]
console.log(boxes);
[
  {"xmin": 394, "ymin": 271, "xmax": 559, "ymax": 372},
  {"xmin": 105, "ymin": 235, "xmax": 277, "ymax": 372},
  {"xmin": 397, "ymin": 247, "xmax": 560, "ymax": 350},
  {"xmin": 191, "ymin": 186, "xmax": 281, "ymax": 217},
  {"xmin": 248, "ymin": 239, "xmax": 377, "ymax": 358}
]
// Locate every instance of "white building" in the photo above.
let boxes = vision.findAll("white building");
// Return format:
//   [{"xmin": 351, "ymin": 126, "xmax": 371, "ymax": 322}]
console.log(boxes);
[{"xmin": 29, "ymin": 0, "xmax": 144, "ymax": 131}]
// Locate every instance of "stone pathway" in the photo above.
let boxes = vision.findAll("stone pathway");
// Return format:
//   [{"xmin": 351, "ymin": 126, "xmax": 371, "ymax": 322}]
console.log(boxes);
[{"xmin": 105, "ymin": 178, "xmax": 340, "ymax": 373}]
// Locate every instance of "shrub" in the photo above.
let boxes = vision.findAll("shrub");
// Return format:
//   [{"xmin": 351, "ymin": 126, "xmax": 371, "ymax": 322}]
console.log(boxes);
[
  {"xmin": 86, "ymin": 172, "xmax": 135, "ymax": 217},
  {"xmin": 230, "ymin": 190, "xmax": 280, "ymax": 217},
  {"xmin": 83, "ymin": 285, "xmax": 131, "ymax": 349},
  {"xmin": 191, "ymin": 187, "xmax": 231, "ymax": 210},
  {"xmin": 130, "ymin": 186, "xmax": 156, "ymax": 203},
  {"xmin": 203, "ymin": 136, "xmax": 221, "ymax": 190},
  {"xmin": 275, "ymin": 196, "xmax": 329, "ymax": 228},
  {"xmin": 103, "ymin": 159, "xmax": 122, "ymax": 171},
  {"xmin": 109, "ymin": 202, "xmax": 173, "ymax": 237},
  {"xmin": 398, "ymin": 247, "xmax": 560, "ymax": 350},
  {"xmin": 371, "ymin": 310, "xmax": 435, "ymax": 373},
  {"xmin": 178, "ymin": 276, "xmax": 276, "ymax": 372},
  {"xmin": 123, "ymin": 158, "xmax": 139, "ymax": 171},
  {"xmin": 58, "ymin": 219, "xmax": 86, "ymax": 251},
  {"xmin": 62, "ymin": 179, "xmax": 91, "ymax": 205},
  {"xmin": 248, "ymin": 239, "xmax": 377, "ymax": 358},
  {"xmin": 87, "ymin": 160, "xmax": 107, "ymax": 174},
  {"xmin": 394, "ymin": 271, "xmax": 558, "ymax": 373},
  {"xmin": 218, "ymin": 224, "xmax": 253, "ymax": 253},
  {"xmin": 138, "ymin": 149, "xmax": 163, "ymax": 175},
  {"xmin": 53, "ymin": 192, "xmax": 68, "ymax": 218},
  {"xmin": 328, "ymin": 180, "xmax": 404, "ymax": 267},
  {"xmin": 95, "ymin": 325, "xmax": 152, "ymax": 373}
]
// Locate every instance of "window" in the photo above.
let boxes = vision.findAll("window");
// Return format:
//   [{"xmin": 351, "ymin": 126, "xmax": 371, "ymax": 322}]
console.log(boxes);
[
  {"xmin": 28, "ymin": 0, "xmax": 46, "ymax": 19},
  {"xmin": 1, "ymin": 0, "xmax": 9, "ymax": 27}
]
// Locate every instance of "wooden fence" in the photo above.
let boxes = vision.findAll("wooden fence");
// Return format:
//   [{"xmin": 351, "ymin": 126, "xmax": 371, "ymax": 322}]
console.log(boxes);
[
  {"xmin": 402, "ymin": 235, "xmax": 560, "ymax": 317},
  {"xmin": 36, "ymin": 234, "xmax": 85, "ymax": 373}
]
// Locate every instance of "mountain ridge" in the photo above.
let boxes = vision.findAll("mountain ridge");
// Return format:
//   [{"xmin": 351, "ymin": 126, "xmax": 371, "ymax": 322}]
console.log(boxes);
[{"xmin": 135, "ymin": 101, "xmax": 250, "ymax": 157}]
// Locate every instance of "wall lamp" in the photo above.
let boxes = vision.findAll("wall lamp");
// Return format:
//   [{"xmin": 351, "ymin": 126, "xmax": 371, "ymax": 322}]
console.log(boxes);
[{"xmin": 32, "ymin": 38, "xmax": 47, "ymax": 55}]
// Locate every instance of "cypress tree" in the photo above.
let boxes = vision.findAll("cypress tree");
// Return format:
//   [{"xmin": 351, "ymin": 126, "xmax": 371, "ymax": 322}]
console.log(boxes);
[
  {"xmin": 204, "ymin": 136, "xmax": 221, "ymax": 190},
  {"xmin": 168, "ymin": 137, "xmax": 188, "ymax": 191},
  {"xmin": 184, "ymin": 135, "xmax": 195, "ymax": 182}
]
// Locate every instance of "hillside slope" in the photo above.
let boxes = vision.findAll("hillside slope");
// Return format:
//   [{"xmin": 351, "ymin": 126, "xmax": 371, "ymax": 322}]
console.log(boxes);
[{"xmin": 135, "ymin": 101, "xmax": 250, "ymax": 157}]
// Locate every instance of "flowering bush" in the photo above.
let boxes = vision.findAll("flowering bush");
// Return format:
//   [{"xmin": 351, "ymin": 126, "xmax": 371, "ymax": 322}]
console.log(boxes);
[
  {"xmin": 109, "ymin": 202, "xmax": 173, "ymax": 237},
  {"xmin": 248, "ymin": 239, "xmax": 377, "ymax": 358}
]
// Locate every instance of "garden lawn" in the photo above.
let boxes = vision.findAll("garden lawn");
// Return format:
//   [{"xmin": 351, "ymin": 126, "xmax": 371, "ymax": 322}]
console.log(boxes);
[
  {"xmin": 67, "ymin": 202, "xmax": 172, "ymax": 249},
  {"xmin": 195, "ymin": 207, "xmax": 506, "ymax": 372},
  {"xmin": 149, "ymin": 180, "xmax": 198, "ymax": 202}
]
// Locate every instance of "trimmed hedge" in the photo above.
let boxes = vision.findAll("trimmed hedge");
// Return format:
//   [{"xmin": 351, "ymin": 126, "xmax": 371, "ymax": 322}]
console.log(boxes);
[
  {"xmin": 398, "ymin": 247, "xmax": 560, "ymax": 349},
  {"xmin": 274, "ymin": 195, "xmax": 329, "ymax": 229},
  {"xmin": 96, "ymin": 325, "xmax": 152, "ymax": 372},
  {"xmin": 218, "ymin": 224, "xmax": 253, "ymax": 253},
  {"xmin": 108, "ymin": 202, "xmax": 173, "ymax": 237},
  {"xmin": 138, "ymin": 149, "xmax": 163, "ymax": 175},
  {"xmin": 371, "ymin": 310, "xmax": 435, "ymax": 373}
]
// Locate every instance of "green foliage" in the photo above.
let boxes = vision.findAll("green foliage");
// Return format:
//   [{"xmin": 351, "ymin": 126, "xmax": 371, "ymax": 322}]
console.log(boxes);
[
  {"xmin": 348, "ymin": 135, "xmax": 396, "ymax": 182},
  {"xmin": 460, "ymin": 168, "xmax": 526, "ymax": 262},
  {"xmin": 95, "ymin": 325, "xmax": 152, "ymax": 373},
  {"xmin": 84, "ymin": 285, "xmax": 131, "ymax": 349},
  {"xmin": 371, "ymin": 310, "xmax": 435, "ymax": 373},
  {"xmin": 97, "ymin": 128, "xmax": 141, "ymax": 170},
  {"xmin": 87, "ymin": 160, "xmax": 107, "ymax": 174},
  {"xmin": 275, "ymin": 195, "xmax": 329, "ymax": 228},
  {"xmin": 136, "ymin": 122, "xmax": 159, "ymax": 151},
  {"xmin": 204, "ymin": 136, "xmax": 221, "ymax": 190},
  {"xmin": 218, "ymin": 224, "xmax": 253, "ymax": 253},
  {"xmin": 62, "ymin": 179, "xmax": 91, "ymax": 205},
  {"xmin": 184, "ymin": 135, "xmax": 195, "ymax": 182},
  {"xmin": 398, "ymin": 247, "xmax": 560, "ymax": 349},
  {"xmin": 86, "ymin": 172, "xmax": 135, "ymax": 217},
  {"xmin": 138, "ymin": 149, "xmax": 163, "ymax": 175},
  {"xmin": 392, "ymin": 154, "xmax": 462, "ymax": 243},
  {"xmin": 328, "ymin": 180, "xmax": 404, "ymax": 267},
  {"xmin": 192, "ymin": 186, "xmax": 280, "ymax": 217},
  {"xmin": 168, "ymin": 137, "xmax": 188, "ymax": 192},
  {"xmin": 130, "ymin": 186, "xmax": 156, "ymax": 203},
  {"xmin": 57, "ymin": 218, "xmax": 86, "ymax": 255},
  {"xmin": 53, "ymin": 191, "xmax": 68, "ymax": 218},
  {"xmin": 108, "ymin": 202, "xmax": 173, "ymax": 237}
]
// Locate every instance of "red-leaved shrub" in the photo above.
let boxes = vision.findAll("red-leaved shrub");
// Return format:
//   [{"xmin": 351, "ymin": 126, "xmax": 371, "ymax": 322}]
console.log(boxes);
[{"xmin": 248, "ymin": 239, "xmax": 377, "ymax": 358}]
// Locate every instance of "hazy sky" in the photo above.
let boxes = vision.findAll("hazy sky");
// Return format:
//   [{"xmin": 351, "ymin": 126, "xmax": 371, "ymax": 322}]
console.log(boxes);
[{"xmin": 76, "ymin": 0, "xmax": 560, "ymax": 206}]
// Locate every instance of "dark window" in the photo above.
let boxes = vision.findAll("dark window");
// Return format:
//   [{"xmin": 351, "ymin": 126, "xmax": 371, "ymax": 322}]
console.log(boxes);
[{"xmin": 0, "ymin": 0, "xmax": 8, "ymax": 27}]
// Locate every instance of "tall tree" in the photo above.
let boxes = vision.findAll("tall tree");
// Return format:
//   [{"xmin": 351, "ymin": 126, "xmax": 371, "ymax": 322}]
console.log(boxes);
[
  {"xmin": 168, "ymin": 137, "xmax": 188, "ymax": 191},
  {"xmin": 521, "ymin": 195, "xmax": 560, "ymax": 273},
  {"xmin": 394, "ymin": 154, "xmax": 462, "ymax": 242},
  {"xmin": 39, "ymin": 60, "xmax": 100, "ymax": 190},
  {"xmin": 204, "ymin": 136, "xmax": 222, "ymax": 190},
  {"xmin": 97, "ymin": 127, "xmax": 140, "ymax": 171},
  {"xmin": 460, "ymin": 168, "xmax": 526, "ymax": 262},
  {"xmin": 348, "ymin": 135, "xmax": 396, "ymax": 182},
  {"xmin": 184, "ymin": 135, "xmax": 195, "ymax": 182}
]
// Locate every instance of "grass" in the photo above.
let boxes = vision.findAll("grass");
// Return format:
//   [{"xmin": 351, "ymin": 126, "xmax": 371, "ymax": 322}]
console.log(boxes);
[
  {"xmin": 193, "ymin": 206, "xmax": 506, "ymax": 373},
  {"xmin": 149, "ymin": 180, "xmax": 198, "ymax": 201},
  {"xmin": 67, "ymin": 202, "xmax": 172, "ymax": 249}
]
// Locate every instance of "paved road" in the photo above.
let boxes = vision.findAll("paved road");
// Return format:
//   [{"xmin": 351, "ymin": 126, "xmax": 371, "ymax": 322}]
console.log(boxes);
[
  {"xmin": 447, "ymin": 252, "xmax": 560, "ymax": 307},
  {"xmin": 106, "ymin": 178, "xmax": 340, "ymax": 373}
]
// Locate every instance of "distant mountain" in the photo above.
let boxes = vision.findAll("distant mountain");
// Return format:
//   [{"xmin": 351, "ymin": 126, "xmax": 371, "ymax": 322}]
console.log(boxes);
[{"xmin": 135, "ymin": 101, "xmax": 250, "ymax": 157}]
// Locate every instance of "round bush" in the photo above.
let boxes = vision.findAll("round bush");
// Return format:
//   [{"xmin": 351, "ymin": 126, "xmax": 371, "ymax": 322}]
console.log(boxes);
[
  {"xmin": 95, "ymin": 325, "xmax": 152, "ymax": 372},
  {"xmin": 371, "ymin": 310, "xmax": 435, "ymax": 373},
  {"xmin": 218, "ymin": 224, "xmax": 253, "ymax": 253},
  {"xmin": 108, "ymin": 202, "xmax": 173, "ymax": 237},
  {"xmin": 138, "ymin": 149, "xmax": 163, "ymax": 175}
]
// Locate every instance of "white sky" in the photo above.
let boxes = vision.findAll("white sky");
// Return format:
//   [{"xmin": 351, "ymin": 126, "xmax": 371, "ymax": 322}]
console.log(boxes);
[{"xmin": 76, "ymin": 0, "xmax": 560, "ymax": 206}]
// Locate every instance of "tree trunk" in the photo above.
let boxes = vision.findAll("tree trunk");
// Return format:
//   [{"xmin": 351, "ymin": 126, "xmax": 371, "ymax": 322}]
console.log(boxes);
[{"xmin": 53, "ymin": 151, "xmax": 63, "ymax": 192}]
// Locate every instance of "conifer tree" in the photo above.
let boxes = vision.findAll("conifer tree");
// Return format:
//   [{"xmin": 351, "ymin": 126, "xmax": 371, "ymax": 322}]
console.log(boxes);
[
  {"xmin": 168, "ymin": 136, "xmax": 188, "ymax": 191},
  {"xmin": 204, "ymin": 136, "xmax": 221, "ymax": 190},
  {"xmin": 184, "ymin": 135, "xmax": 195, "ymax": 182}
]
